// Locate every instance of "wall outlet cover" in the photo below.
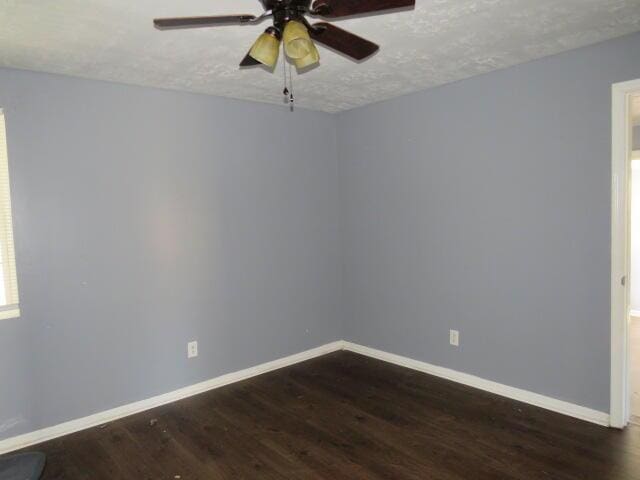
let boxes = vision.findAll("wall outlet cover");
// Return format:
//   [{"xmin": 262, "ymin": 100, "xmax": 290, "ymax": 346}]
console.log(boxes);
[{"xmin": 187, "ymin": 341, "xmax": 198, "ymax": 358}]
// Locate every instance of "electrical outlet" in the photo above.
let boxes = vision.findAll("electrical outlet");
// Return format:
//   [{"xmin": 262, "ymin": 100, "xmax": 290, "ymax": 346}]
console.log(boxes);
[
  {"xmin": 187, "ymin": 341, "xmax": 198, "ymax": 359},
  {"xmin": 449, "ymin": 330, "xmax": 459, "ymax": 347}
]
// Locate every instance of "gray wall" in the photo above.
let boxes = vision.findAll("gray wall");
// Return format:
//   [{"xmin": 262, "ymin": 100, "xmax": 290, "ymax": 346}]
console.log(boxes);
[
  {"xmin": 3, "ymin": 31, "xmax": 640, "ymax": 442},
  {"xmin": 634, "ymin": 125, "xmax": 640, "ymax": 151},
  {"xmin": 0, "ymin": 68, "xmax": 342, "ymax": 440},
  {"xmin": 337, "ymin": 32, "xmax": 640, "ymax": 413}
]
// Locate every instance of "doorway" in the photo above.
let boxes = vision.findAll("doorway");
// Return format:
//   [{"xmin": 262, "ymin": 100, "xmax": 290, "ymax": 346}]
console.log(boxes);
[
  {"xmin": 611, "ymin": 80, "xmax": 640, "ymax": 429},
  {"xmin": 629, "ymin": 96, "xmax": 640, "ymax": 424}
]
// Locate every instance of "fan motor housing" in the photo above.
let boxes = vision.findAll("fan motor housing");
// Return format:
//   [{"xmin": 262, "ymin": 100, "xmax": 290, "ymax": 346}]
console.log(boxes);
[
  {"xmin": 263, "ymin": 0, "xmax": 313, "ymax": 31},
  {"xmin": 261, "ymin": 0, "xmax": 312, "ymax": 14}
]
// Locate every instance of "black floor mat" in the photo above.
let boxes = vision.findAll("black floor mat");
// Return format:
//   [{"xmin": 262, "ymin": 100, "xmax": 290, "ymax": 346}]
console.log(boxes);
[{"xmin": 0, "ymin": 452, "xmax": 46, "ymax": 480}]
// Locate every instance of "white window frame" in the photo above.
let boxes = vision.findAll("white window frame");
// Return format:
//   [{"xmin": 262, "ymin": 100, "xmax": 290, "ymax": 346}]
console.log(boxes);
[{"xmin": 0, "ymin": 109, "xmax": 20, "ymax": 320}]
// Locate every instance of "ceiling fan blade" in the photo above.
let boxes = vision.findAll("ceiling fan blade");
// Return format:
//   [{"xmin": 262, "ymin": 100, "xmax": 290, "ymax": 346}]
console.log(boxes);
[
  {"xmin": 240, "ymin": 52, "xmax": 261, "ymax": 67},
  {"xmin": 309, "ymin": 23, "xmax": 378, "ymax": 61},
  {"xmin": 154, "ymin": 15, "xmax": 256, "ymax": 29},
  {"xmin": 312, "ymin": 0, "xmax": 414, "ymax": 18}
]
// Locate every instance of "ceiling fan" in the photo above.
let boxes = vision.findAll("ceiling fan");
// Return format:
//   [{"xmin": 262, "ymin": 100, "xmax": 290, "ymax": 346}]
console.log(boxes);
[{"xmin": 153, "ymin": 0, "xmax": 416, "ymax": 71}]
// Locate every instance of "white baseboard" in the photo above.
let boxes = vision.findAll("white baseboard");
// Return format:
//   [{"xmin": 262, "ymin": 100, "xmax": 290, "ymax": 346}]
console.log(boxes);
[
  {"xmin": 0, "ymin": 340, "xmax": 345, "ymax": 455},
  {"xmin": 0, "ymin": 338, "xmax": 610, "ymax": 454},
  {"xmin": 342, "ymin": 341, "xmax": 610, "ymax": 427},
  {"xmin": 630, "ymin": 309, "xmax": 640, "ymax": 318}
]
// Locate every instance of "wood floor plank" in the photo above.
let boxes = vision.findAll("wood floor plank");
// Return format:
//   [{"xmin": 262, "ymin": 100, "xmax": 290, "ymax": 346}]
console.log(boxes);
[
  {"xmin": 250, "ymin": 366, "xmax": 521, "ymax": 480},
  {"xmin": 15, "ymin": 351, "xmax": 640, "ymax": 479},
  {"xmin": 286, "ymin": 353, "xmax": 605, "ymax": 479}
]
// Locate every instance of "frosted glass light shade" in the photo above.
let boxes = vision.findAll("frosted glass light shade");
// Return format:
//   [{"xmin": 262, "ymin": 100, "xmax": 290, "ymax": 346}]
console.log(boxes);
[
  {"xmin": 249, "ymin": 29, "xmax": 281, "ymax": 67},
  {"xmin": 283, "ymin": 20, "xmax": 313, "ymax": 59},
  {"xmin": 294, "ymin": 42, "xmax": 320, "ymax": 69}
]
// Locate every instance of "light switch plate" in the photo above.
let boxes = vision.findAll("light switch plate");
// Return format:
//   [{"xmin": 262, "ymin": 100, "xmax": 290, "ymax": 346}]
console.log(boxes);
[{"xmin": 449, "ymin": 330, "xmax": 459, "ymax": 347}]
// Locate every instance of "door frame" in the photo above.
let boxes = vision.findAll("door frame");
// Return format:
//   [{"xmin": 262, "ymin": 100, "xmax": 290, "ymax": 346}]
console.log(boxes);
[{"xmin": 611, "ymin": 78, "xmax": 640, "ymax": 428}]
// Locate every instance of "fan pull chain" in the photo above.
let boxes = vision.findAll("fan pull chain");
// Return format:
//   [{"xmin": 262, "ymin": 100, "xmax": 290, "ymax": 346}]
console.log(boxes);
[
  {"xmin": 288, "ymin": 62, "xmax": 294, "ymax": 111},
  {"xmin": 280, "ymin": 43, "xmax": 294, "ymax": 111}
]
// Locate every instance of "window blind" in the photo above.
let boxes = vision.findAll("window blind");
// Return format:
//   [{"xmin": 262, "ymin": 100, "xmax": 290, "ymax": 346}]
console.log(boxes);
[{"xmin": 0, "ymin": 110, "xmax": 20, "ymax": 320}]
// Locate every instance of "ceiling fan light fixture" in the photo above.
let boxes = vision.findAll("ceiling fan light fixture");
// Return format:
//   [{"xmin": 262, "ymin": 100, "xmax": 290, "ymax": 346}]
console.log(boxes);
[
  {"xmin": 154, "ymin": 0, "xmax": 416, "ymax": 100},
  {"xmin": 294, "ymin": 42, "xmax": 320, "ymax": 70},
  {"xmin": 249, "ymin": 27, "xmax": 281, "ymax": 68},
  {"xmin": 283, "ymin": 20, "xmax": 313, "ymax": 59}
]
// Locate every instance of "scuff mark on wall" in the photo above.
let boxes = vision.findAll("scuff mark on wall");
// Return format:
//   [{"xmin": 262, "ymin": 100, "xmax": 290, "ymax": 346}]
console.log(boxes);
[{"xmin": 0, "ymin": 417, "xmax": 26, "ymax": 435}]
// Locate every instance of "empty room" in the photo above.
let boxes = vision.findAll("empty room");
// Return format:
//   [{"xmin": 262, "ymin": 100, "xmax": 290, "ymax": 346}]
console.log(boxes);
[{"xmin": 1, "ymin": 1, "xmax": 640, "ymax": 479}]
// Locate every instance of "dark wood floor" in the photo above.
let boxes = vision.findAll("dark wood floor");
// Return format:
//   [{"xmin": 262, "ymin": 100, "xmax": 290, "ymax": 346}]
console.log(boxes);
[{"xmin": 25, "ymin": 351, "xmax": 640, "ymax": 479}]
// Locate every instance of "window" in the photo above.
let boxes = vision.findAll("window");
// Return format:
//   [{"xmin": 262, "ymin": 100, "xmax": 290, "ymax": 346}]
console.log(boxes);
[{"xmin": 0, "ymin": 110, "xmax": 19, "ymax": 320}]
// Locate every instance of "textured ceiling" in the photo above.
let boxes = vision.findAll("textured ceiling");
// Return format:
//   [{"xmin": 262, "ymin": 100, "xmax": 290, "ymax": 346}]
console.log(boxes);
[{"xmin": 1, "ymin": 0, "xmax": 640, "ymax": 112}]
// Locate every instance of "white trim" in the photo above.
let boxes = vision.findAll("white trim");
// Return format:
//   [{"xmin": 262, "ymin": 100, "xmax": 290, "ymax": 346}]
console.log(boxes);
[
  {"xmin": 0, "ymin": 307, "xmax": 19, "ymax": 320},
  {"xmin": 611, "ymin": 78, "xmax": 640, "ymax": 429},
  {"xmin": 630, "ymin": 310, "xmax": 640, "ymax": 318},
  {"xmin": 0, "ymin": 341, "xmax": 345, "ymax": 455},
  {"xmin": 343, "ymin": 342, "xmax": 610, "ymax": 427},
  {"xmin": 0, "ymin": 339, "xmax": 615, "ymax": 454}
]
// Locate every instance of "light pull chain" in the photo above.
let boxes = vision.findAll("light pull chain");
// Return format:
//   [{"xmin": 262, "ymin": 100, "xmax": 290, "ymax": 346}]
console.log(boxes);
[
  {"xmin": 282, "ymin": 42, "xmax": 289, "ymax": 98},
  {"xmin": 281, "ymin": 43, "xmax": 294, "ymax": 111},
  {"xmin": 288, "ymin": 61, "xmax": 294, "ymax": 111}
]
